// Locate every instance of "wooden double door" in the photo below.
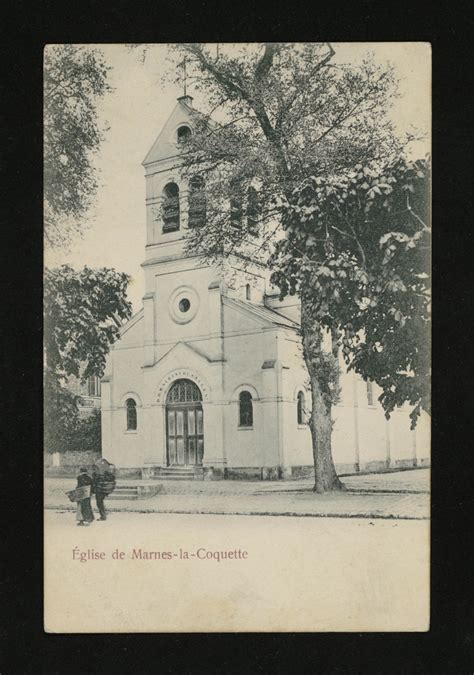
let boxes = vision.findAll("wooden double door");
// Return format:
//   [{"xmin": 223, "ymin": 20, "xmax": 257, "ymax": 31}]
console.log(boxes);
[{"xmin": 166, "ymin": 404, "xmax": 204, "ymax": 466}]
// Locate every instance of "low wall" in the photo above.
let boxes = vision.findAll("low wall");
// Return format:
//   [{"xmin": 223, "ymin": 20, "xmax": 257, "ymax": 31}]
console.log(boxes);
[
  {"xmin": 45, "ymin": 461, "xmax": 142, "ymax": 479},
  {"xmin": 223, "ymin": 466, "xmax": 282, "ymax": 481},
  {"xmin": 225, "ymin": 460, "xmax": 429, "ymax": 481},
  {"xmin": 288, "ymin": 460, "xmax": 430, "ymax": 479},
  {"xmin": 44, "ymin": 451, "xmax": 102, "ymax": 477}
]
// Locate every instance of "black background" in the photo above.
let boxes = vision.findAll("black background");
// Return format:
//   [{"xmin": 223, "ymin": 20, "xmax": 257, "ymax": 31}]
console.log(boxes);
[{"xmin": 1, "ymin": 1, "xmax": 473, "ymax": 672}]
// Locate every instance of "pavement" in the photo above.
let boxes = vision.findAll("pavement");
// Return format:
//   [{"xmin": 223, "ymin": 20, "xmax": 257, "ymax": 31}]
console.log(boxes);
[{"xmin": 44, "ymin": 467, "xmax": 430, "ymax": 520}]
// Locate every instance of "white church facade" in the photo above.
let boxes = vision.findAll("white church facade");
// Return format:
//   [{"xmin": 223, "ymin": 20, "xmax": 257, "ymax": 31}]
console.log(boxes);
[{"xmin": 100, "ymin": 95, "xmax": 430, "ymax": 480}]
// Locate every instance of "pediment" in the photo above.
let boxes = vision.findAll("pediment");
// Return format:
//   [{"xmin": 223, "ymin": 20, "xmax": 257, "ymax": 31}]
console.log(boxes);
[
  {"xmin": 153, "ymin": 340, "xmax": 224, "ymax": 368},
  {"xmin": 142, "ymin": 98, "xmax": 195, "ymax": 167}
]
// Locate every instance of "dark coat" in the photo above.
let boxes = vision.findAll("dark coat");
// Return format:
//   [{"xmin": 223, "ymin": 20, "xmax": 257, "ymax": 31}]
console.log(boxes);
[
  {"xmin": 93, "ymin": 471, "xmax": 116, "ymax": 496},
  {"xmin": 76, "ymin": 472, "xmax": 94, "ymax": 522},
  {"xmin": 77, "ymin": 472, "xmax": 94, "ymax": 489}
]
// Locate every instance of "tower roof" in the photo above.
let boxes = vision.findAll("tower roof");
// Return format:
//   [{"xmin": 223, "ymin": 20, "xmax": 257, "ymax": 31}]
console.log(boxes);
[{"xmin": 142, "ymin": 96, "xmax": 195, "ymax": 166}]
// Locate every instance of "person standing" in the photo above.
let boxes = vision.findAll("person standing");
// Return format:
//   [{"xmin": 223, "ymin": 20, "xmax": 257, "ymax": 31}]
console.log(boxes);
[
  {"xmin": 76, "ymin": 466, "xmax": 94, "ymax": 526},
  {"xmin": 92, "ymin": 464, "xmax": 116, "ymax": 521}
]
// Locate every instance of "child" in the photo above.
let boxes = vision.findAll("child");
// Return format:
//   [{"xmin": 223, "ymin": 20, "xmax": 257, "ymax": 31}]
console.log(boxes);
[{"xmin": 76, "ymin": 466, "xmax": 94, "ymax": 526}]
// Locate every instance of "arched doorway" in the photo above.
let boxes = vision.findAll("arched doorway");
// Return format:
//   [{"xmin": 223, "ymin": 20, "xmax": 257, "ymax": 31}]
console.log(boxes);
[{"xmin": 166, "ymin": 379, "xmax": 204, "ymax": 466}]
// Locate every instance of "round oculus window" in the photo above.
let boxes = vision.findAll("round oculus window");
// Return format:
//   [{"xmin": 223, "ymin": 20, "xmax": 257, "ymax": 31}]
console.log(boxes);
[
  {"xmin": 169, "ymin": 286, "xmax": 199, "ymax": 324},
  {"xmin": 179, "ymin": 298, "xmax": 190, "ymax": 313}
]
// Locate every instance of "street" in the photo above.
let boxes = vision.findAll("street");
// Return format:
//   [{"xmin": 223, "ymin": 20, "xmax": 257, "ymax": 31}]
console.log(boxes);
[
  {"xmin": 45, "ymin": 510, "xmax": 429, "ymax": 632},
  {"xmin": 44, "ymin": 468, "xmax": 430, "ymax": 520}
]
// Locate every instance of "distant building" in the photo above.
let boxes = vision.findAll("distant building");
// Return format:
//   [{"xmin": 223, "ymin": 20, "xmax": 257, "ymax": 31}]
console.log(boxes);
[
  {"xmin": 101, "ymin": 96, "xmax": 430, "ymax": 479},
  {"xmin": 68, "ymin": 374, "xmax": 102, "ymax": 417}
]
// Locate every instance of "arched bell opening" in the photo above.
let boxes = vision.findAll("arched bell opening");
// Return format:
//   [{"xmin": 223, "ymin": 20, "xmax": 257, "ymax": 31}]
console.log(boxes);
[{"xmin": 162, "ymin": 182, "xmax": 180, "ymax": 233}]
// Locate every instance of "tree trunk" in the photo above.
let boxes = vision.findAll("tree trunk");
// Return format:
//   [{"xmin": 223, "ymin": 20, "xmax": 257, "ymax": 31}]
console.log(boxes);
[
  {"xmin": 301, "ymin": 298, "xmax": 345, "ymax": 493},
  {"xmin": 307, "ymin": 371, "xmax": 344, "ymax": 493}
]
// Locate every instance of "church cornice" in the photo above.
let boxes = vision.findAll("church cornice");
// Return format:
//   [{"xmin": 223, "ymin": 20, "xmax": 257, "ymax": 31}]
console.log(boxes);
[
  {"xmin": 223, "ymin": 296, "xmax": 299, "ymax": 330},
  {"xmin": 119, "ymin": 307, "xmax": 144, "ymax": 337},
  {"xmin": 141, "ymin": 253, "xmax": 205, "ymax": 268}
]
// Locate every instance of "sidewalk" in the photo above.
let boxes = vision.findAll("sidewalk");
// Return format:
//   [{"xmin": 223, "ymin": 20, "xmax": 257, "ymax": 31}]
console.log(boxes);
[{"xmin": 44, "ymin": 468, "xmax": 430, "ymax": 520}]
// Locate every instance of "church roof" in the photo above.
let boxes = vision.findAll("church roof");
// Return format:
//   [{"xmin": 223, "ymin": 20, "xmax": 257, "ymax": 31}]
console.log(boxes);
[{"xmin": 224, "ymin": 297, "xmax": 300, "ymax": 330}]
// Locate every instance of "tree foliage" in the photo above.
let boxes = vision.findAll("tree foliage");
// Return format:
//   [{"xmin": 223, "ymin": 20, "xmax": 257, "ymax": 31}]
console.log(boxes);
[
  {"xmin": 44, "ymin": 372, "xmax": 81, "ymax": 454},
  {"xmin": 44, "ymin": 265, "xmax": 132, "ymax": 382},
  {"xmin": 70, "ymin": 408, "xmax": 102, "ymax": 454},
  {"xmin": 44, "ymin": 45, "xmax": 111, "ymax": 248},
  {"xmin": 271, "ymin": 156, "xmax": 431, "ymax": 427},
  {"xmin": 169, "ymin": 44, "xmax": 406, "ymax": 260},
  {"xmin": 44, "ymin": 265, "xmax": 132, "ymax": 453},
  {"xmin": 44, "ymin": 390, "xmax": 102, "ymax": 456}
]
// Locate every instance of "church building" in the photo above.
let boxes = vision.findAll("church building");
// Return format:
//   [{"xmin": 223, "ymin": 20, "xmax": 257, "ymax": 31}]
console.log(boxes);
[{"xmin": 100, "ymin": 95, "xmax": 430, "ymax": 480}]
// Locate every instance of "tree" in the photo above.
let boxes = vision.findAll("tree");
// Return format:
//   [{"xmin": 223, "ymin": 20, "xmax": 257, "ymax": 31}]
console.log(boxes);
[
  {"xmin": 44, "ymin": 44, "xmax": 111, "ymax": 249},
  {"xmin": 160, "ymin": 43, "xmax": 427, "ymax": 492},
  {"xmin": 44, "ymin": 265, "xmax": 132, "ymax": 453},
  {"xmin": 44, "ymin": 372, "xmax": 81, "ymax": 455},
  {"xmin": 70, "ymin": 408, "xmax": 102, "ymax": 454}
]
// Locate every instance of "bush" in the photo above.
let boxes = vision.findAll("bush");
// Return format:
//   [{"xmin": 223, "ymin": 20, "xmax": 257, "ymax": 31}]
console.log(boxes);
[
  {"xmin": 69, "ymin": 408, "xmax": 101, "ymax": 453},
  {"xmin": 44, "ymin": 371, "xmax": 101, "ymax": 454},
  {"xmin": 44, "ymin": 371, "xmax": 80, "ymax": 454}
]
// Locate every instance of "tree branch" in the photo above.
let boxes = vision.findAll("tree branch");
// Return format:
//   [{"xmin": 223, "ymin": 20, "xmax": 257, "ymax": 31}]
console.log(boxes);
[
  {"xmin": 406, "ymin": 194, "xmax": 428, "ymax": 229},
  {"xmin": 182, "ymin": 44, "xmax": 291, "ymax": 178},
  {"xmin": 312, "ymin": 75, "xmax": 387, "ymax": 147},
  {"xmin": 255, "ymin": 43, "xmax": 280, "ymax": 80}
]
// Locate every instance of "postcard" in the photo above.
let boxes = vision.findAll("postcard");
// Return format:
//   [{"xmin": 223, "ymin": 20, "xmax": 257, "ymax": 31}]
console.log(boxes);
[{"xmin": 44, "ymin": 42, "xmax": 430, "ymax": 632}]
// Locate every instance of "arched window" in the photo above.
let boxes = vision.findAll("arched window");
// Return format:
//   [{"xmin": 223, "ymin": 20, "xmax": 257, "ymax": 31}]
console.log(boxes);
[
  {"xmin": 245, "ymin": 283, "xmax": 251, "ymax": 301},
  {"xmin": 239, "ymin": 391, "xmax": 253, "ymax": 427},
  {"xmin": 246, "ymin": 186, "xmax": 261, "ymax": 235},
  {"xmin": 162, "ymin": 182, "xmax": 180, "ymax": 233},
  {"xmin": 367, "ymin": 380, "xmax": 374, "ymax": 406},
  {"xmin": 297, "ymin": 391, "xmax": 305, "ymax": 425},
  {"xmin": 126, "ymin": 398, "xmax": 137, "ymax": 430},
  {"xmin": 167, "ymin": 379, "xmax": 202, "ymax": 404},
  {"xmin": 177, "ymin": 125, "xmax": 192, "ymax": 143},
  {"xmin": 188, "ymin": 175, "xmax": 206, "ymax": 227}
]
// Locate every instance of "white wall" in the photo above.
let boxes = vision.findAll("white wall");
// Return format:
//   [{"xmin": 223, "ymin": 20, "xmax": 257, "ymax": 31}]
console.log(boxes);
[
  {"xmin": 102, "ymin": 280, "xmax": 430, "ymax": 474},
  {"xmin": 102, "ymin": 318, "xmax": 146, "ymax": 468},
  {"xmin": 220, "ymin": 308, "xmax": 276, "ymax": 468}
]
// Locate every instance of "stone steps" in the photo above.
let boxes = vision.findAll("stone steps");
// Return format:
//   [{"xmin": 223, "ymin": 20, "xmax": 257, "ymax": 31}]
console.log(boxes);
[
  {"xmin": 108, "ymin": 489, "xmax": 137, "ymax": 498},
  {"xmin": 149, "ymin": 466, "xmax": 204, "ymax": 481},
  {"xmin": 107, "ymin": 482, "xmax": 163, "ymax": 500}
]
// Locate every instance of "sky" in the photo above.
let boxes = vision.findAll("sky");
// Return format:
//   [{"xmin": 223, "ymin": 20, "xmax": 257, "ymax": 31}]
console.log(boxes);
[{"xmin": 45, "ymin": 43, "xmax": 431, "ymax": 312}]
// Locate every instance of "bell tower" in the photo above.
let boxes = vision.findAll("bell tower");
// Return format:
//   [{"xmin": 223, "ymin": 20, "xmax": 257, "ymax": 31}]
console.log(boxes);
[
  {"xmin": 139, "ymin": 93, "xmax": 268, "ymax": 371},
  {"xmin": 142, "ymin": 95, "xmax": 196, "ymax": 264},
  {"xmin": 140, "ymin": 95, "xmax": 224, "ymax": 367}
]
